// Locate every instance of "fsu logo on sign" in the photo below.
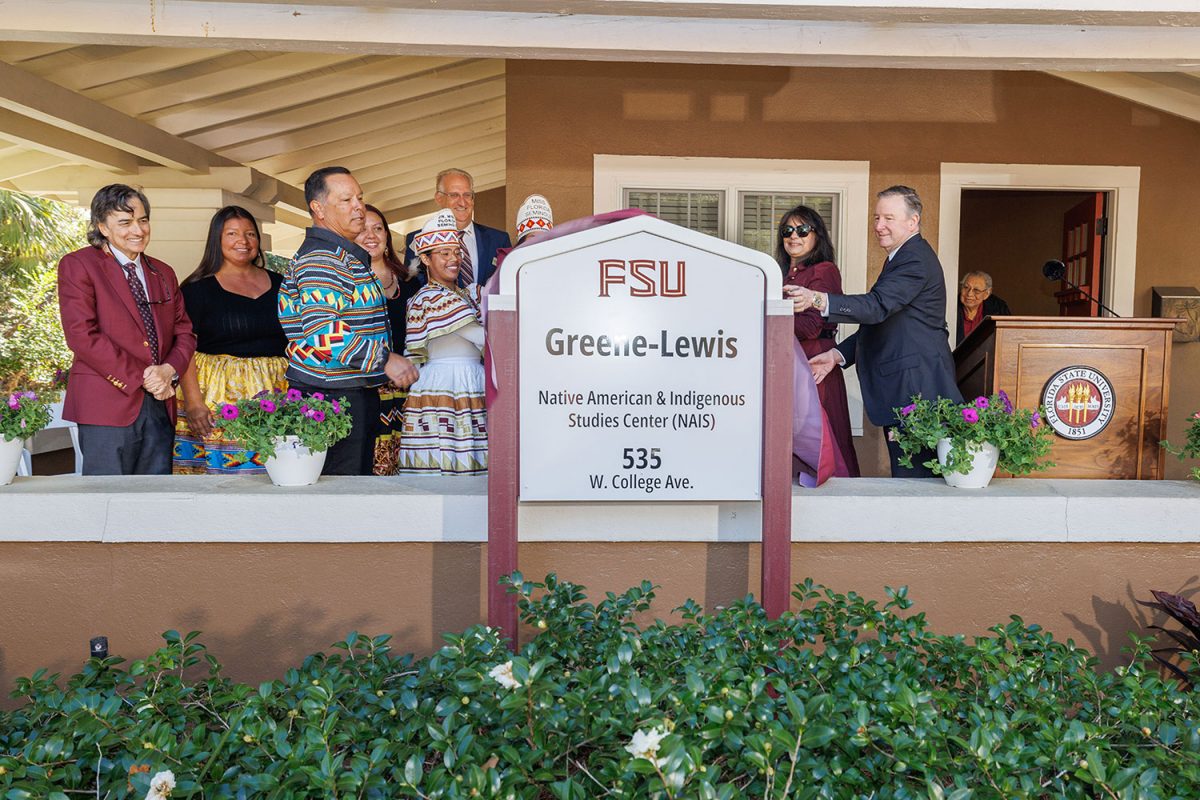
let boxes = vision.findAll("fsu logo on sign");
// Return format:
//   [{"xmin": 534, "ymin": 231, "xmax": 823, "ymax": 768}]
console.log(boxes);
[{"xmin": 1041, "ymin": 366, "xmax": 1116, "ymax": 440}]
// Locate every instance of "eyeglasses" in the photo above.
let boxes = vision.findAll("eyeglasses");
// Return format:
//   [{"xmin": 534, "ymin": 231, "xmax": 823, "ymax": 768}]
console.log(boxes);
[
  {"xmin": 782, "ymin": 224, "xmax": 814, "ymax": 238},
  {"xmin": 143, "ymin": 263, "xmax": 175, "ymax": 305},
  {"xmin": 437, "ymin": 191, "xmax": 475, "ymax": 202},
  {"xmin": 961, "ymin": 286, "xmax": 989, "ymax": 295}
]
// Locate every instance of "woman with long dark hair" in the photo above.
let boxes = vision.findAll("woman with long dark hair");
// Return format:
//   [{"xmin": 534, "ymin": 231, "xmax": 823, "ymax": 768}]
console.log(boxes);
[
  {"xmin": 356, "ymin": 204, "xmax": 420, "ymax": 474},
  {"xmin": 172, "ymin": 206, "xmax": 288, "ymax": 474},
  {"xmin": 778, "ymin": 204, "xmax": 860, "ymax": 477}
]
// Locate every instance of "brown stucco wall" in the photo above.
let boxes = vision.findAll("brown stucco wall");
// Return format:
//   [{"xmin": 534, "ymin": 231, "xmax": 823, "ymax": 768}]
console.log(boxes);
[
  {"xmin": 505, "ymin": 62, "xmax": 1200, "ymax": 478},
  {"xmin": 0, "ymin": 541, "xmax": 1188, "ymax": 703}
]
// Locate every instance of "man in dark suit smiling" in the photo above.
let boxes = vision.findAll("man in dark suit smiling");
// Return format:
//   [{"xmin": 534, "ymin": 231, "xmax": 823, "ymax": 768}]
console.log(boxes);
[
  {"xmin": 788, "ymin": 185, "xmax": 961, "ymax": 477},
  {"xmin": 405, "ymin": 168, "xmax": 511, "ymax": 287}
]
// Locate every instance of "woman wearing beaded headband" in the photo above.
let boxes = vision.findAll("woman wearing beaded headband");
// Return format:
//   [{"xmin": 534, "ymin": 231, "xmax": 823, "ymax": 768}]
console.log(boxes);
[{"xmin": 396, "ymin": 210, "xmax": 487, "ymax": 475}]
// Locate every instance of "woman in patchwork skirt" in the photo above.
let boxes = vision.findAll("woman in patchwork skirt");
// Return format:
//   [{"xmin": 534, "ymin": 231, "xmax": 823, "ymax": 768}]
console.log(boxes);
[
  {"xmin": 173, "ymin": 206, "xmax": 288, "ymax": 474},
  {"xmin": 397, "ymin": 210, "xmax": 487, "ymax": 475}
]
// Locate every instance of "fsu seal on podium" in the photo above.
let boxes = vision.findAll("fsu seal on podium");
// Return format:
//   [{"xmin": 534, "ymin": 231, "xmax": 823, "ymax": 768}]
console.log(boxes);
[{"xmin": 1042, "ymin": 366, "xmax": 1116, "ymax": 441}]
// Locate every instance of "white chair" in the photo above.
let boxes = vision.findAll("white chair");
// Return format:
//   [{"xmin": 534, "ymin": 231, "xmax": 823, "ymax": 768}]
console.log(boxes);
[{"xmin": 19, "ymin": 401, "xmax": 82, "ymax": 476}]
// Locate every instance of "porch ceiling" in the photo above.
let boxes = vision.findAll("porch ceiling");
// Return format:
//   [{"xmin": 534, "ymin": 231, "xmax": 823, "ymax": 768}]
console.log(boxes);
[
  {"xmin": 1, "ymin": 1, "xmax": 1200, "ymax": 241},
  {"xmin": 0, "ymin": 41, "xmax": 505, "ymax": 227}
]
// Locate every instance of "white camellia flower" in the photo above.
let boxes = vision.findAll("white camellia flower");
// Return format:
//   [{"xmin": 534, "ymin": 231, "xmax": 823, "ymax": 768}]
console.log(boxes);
[
  {"xmin": 625, "ymin": 727, "xmax": 669, "ymax": 766},
  {"xmin": 489, "ymin": 660, "xmax": 521, "ymax": 690},
  {"xmin": 144, "ymin": 770, "xmax": 176, "ymax": 800}
]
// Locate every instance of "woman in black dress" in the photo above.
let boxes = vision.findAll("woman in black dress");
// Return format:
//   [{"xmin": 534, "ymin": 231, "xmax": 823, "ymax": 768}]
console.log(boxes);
[{"xmin": 172, "ymin": 206, "xmax": 288, "ymax": 474}]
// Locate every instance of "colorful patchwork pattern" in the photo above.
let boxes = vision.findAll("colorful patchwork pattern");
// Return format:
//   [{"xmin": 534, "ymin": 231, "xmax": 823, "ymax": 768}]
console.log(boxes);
[{"xmin": 278, "ymin": 233, "xmax": 391, "ymax": 387}]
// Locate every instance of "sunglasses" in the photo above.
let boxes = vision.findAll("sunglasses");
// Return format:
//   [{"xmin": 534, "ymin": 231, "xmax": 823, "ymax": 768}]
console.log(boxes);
[{"xmin": 782, "ymin": 224, "xmax": 814, "ymax": 238}]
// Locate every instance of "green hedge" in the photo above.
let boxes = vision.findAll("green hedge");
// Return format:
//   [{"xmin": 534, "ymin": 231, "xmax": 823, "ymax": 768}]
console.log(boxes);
[{"xmin": 1, "ymin": 576, "xmax": 1196, "ymax": 798}]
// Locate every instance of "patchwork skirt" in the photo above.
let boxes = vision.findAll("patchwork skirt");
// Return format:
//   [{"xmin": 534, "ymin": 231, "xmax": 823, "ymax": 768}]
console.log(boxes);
[
  {"xmin": 373, "ymin": 386, "xmax": 408, "ymax": 476},
  {"xmin": 172, "ymin": 352, "xmax": 289, "ymax": 475},
  {"xmin": 396, "ymin": 356, "xmax": 487, "ymax": 476}
]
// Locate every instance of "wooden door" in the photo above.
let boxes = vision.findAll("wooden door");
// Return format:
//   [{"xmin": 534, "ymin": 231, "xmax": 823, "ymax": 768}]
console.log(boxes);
[{"xmin": 1057, "ymin": 192, "xmax": 1106, "ymax": 316}]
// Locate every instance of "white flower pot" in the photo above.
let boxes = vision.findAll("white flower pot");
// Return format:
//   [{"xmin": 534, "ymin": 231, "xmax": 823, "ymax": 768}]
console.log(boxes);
[
  {"xmin": 263, "ymin": 435, "xmax": 327, "ymax": 487},
  {"xmin": 0, "ymin": 435, "xmax": 25, "ymax": 486},
  {"xmin": 936, "ymin": 438, "xmax": 999, "ymax": 489}
]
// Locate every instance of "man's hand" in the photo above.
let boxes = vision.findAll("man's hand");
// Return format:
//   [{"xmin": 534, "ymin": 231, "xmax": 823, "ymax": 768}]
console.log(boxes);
[
  {"xmin": 788, "ymin": 286, "xmax": 827, "ymax": 314},
  {"xmin": 143, "ymin": 364, "xmax": 176, "ymax": 400},
  {"xmin": 384, "ymin": 353, "xmax": 419, "ymax": 389},
  {"xmin": 808, "ymin": 350, "xmax": 840, "ymax": 385}
]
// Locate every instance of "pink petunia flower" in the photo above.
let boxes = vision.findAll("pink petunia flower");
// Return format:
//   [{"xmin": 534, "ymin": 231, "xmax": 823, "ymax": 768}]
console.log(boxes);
[
  {"xmin": 974, "ymin": 396, "xmax": 989, "ymax": 409},
  {"xmin": 312, "ymin": 392, "xmax": 325, "ymax": 401},
  {"xmin": 332, "ymin": 400, "xmax": 341, "ymax": 414},
  {"xmin": 260, "ymin": 399, "xmax": 277, "ymax": 413},
  {"xmin": 1031, "ymin": 411, "xmax": 1041, "ymax": 428},
  {"xmin": 901, "ymin": 403, "xmax": 916, "ymax": 416},
  {"xmin": 6, "ymin": 396, "xmax": 18, "ymax": 410},
  {"xmin": 220, "ymin": 404, "xmax": 240, "ymax": 420},
  {"xmin": 286, "ymin": 388, "xmax": 303, "ymax": 402},
  {"xmin": 961, "ymin": 407, "xmax": 979, "ymax": 423},
  {"xmin": 312, "ymin": 410, "xmax": 326, "ymax": 422}
]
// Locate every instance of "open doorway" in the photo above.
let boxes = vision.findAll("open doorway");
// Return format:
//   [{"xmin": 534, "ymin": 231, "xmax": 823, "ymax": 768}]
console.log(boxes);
[
  {"xmin": 957, "ymin": 188, "xmax": 1109, "ymax": 328},
  {"xmin": 937, "ymin": 162, "xmax": 1140, "ymax": 349}
]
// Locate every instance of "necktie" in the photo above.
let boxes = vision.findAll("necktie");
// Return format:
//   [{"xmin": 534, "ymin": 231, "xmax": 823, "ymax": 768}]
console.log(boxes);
[
  {"xmin": 458, "ymin": 230, "xmax": 474, "ymax": 287},
  {"xmin": 122, "ymin": 263, "xmax": 160, "ymax": 363}
]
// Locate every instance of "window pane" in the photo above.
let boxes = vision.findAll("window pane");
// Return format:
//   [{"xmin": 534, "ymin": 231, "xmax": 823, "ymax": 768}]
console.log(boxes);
[
  {"xmin": 738, "ymin": 192, "xmax": 838, "ymax": 258},
  {"xmin": 625, "ymin": 189, "xmax": 723, "ymax": 238}
]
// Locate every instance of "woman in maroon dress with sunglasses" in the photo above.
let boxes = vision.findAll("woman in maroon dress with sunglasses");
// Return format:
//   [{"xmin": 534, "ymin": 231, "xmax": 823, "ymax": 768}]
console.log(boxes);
[{"xmin": 778, "ymin": 205, "xmax": 860, "ymax": 477}]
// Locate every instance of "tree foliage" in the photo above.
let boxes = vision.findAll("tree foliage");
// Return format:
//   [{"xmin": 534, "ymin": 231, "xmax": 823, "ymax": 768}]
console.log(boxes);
[{"xmin": 0, "ymin": 188, "xmax": 85, "ymax": 394}]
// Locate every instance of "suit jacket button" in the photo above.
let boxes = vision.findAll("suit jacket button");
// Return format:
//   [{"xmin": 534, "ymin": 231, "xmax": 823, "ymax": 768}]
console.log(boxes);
[{"xmin": 143, "ymin": 341, "xmax": 150, "ymax": 348}]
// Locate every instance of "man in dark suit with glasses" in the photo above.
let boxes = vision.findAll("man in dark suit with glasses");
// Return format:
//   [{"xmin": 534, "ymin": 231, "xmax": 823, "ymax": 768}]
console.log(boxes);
[{"xmin": 57, "ymin": 184, "xmax": 196, "ymax": 474}]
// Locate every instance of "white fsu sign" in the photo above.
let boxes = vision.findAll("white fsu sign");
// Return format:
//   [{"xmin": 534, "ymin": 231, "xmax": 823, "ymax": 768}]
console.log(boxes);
[{"xmin": 511, "ymin": 218, "xmax": 776, "ymax": 501}]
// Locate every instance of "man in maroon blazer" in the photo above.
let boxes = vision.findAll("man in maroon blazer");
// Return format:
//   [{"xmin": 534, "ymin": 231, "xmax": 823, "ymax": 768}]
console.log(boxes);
[{"xmin": 57, "ymin": 185, "xmax": 196, "ymax": 475}]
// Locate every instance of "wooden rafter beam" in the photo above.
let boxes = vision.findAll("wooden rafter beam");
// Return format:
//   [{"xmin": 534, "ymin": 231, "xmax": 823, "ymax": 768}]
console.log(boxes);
[
  {"xmin": 226, "ymin": 78, "xmax": 504, "ymax": 167},
  {"xmin": 0, "ymin": 60, "xmax": 229, "ymax": 173},
  {"xmin": 186, "ymin": 60, "xmax": 504, "ymax": 151},
  {"xmin": 1050, "ymin": 71, "xmax": 1200, "ymax": 123},
  {"xmin": 0, "ymin": 151, "xmax": 65, "ymax": 182},
  {"xmin": 0, "ymin": 109, "xmax": 140, "ymax": 173},
  {"xmin": 278, "ymin": 121, "xmax": 504, "ymax": 184}
]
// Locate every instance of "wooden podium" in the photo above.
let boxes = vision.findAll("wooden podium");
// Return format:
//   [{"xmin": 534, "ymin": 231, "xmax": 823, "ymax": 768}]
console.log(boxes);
[{"xmin": 954, "ymin": 316, "xmax": 1177, "ymax": 479}]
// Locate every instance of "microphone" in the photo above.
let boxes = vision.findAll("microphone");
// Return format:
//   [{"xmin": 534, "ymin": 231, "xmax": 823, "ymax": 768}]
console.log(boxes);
[{"xmin": 1041, "ymin": 259, "xmax": 1120, "ymax": 317}]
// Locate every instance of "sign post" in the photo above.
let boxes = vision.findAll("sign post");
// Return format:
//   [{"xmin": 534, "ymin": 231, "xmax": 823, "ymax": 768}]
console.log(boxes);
[{"xmin": 487, "ymin": 216, "xmax": 793, "ymax": 644}]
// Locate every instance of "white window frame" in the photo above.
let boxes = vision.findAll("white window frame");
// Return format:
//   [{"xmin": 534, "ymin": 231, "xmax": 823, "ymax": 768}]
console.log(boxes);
[
  {"xmin": 594, "ymin": 154, "xmax": 871, "ymax": 434},
  {"xmin": 938, "ymin": 162, "xmax": 1141, "ymax": 347}
]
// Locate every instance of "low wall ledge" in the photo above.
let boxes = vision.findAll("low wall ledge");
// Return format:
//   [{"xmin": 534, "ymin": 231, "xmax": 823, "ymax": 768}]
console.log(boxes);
[{"xmin": 0, "ymin": 476, "xmax": 1196, "ymax": 544}]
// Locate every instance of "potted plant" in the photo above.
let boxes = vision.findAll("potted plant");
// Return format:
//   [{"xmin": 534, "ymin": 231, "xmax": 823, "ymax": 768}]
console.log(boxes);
[
  {"xmin": 1163, "ymin": 411, "xmax": 1200, "ymax": 481},
  {"xmin": 0, "ymin": 390, "xmax": 53, "ymax": 485},
  {"xmin": 892, "ymin": 390, "xmax": 1054, "ymax": 488},
  {"xmin": 216, "ymin": 389, "xmax": 352, "ymax": 486}
]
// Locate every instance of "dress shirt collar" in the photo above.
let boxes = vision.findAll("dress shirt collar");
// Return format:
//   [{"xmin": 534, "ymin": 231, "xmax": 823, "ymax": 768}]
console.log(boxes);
[
  {"xmin": 886, "ymin": 231, "xmax": 919, "ymax": 262},
  {"xmin": 108, "ymin": 246, "xmax": 143, "ymax": 270}
]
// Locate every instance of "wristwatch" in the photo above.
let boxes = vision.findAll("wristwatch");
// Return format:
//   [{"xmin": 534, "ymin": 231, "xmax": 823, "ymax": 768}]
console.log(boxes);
[{"xmin": 812, "ymin": 292, "xmax": 825, "ymax": 311}]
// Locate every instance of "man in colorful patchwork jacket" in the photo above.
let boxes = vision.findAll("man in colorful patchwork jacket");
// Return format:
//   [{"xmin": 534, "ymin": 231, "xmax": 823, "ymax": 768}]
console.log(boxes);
[{"xmin": 278, "ymin": 166, "xmax": 419, "ymax": 474}]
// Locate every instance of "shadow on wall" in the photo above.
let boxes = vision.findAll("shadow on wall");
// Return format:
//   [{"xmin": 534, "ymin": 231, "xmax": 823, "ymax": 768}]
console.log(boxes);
[
  {"xmin": 1063, "ymin": 578, "xmax": 1200, "ymax": 668},
  {"xmin": 174, "ymin": 601, "xmax": 391, "ymax": 685}
]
